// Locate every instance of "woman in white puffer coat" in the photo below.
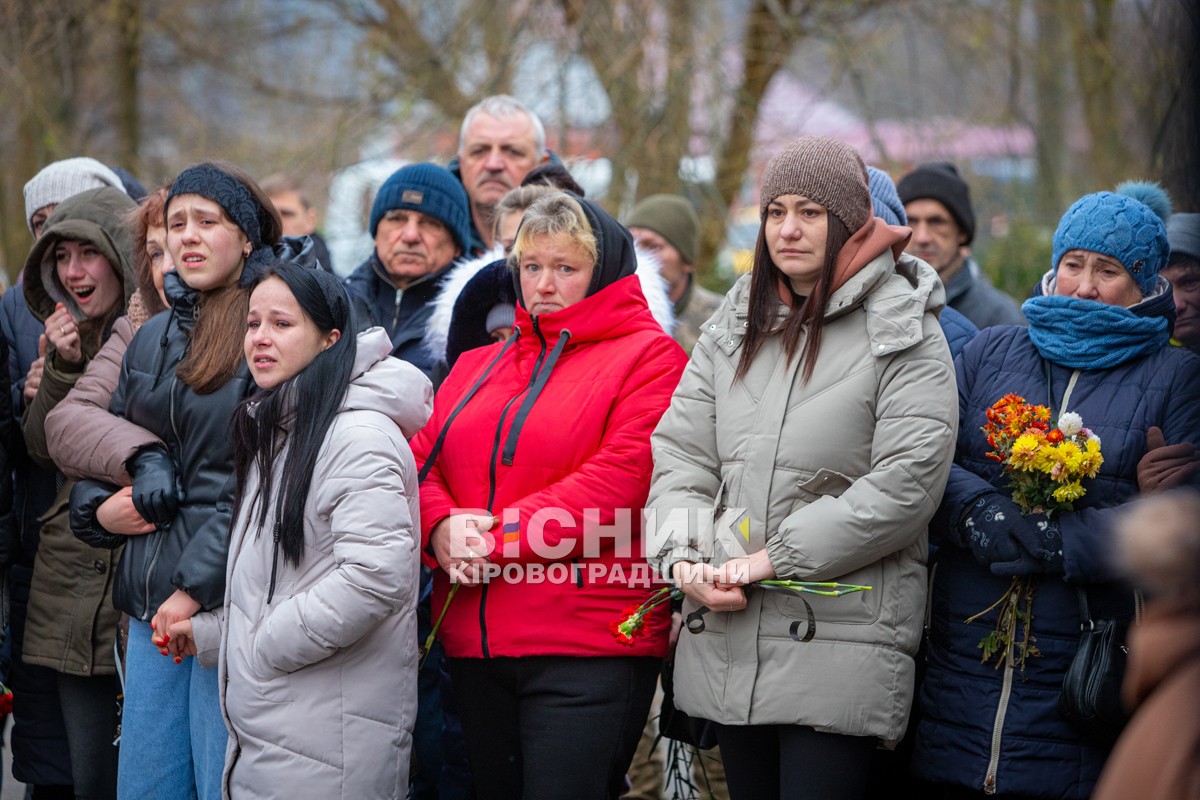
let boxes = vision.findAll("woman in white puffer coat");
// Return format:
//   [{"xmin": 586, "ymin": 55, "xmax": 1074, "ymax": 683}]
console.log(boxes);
[{"xmin": 173, "ymin": 261, "xmax": 433, "ymax": 799}]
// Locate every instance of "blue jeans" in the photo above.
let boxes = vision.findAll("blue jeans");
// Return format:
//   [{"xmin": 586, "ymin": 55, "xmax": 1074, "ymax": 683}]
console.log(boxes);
[{"xmin": 117, "ymin": 619, "xmax": 227, "ymax": 800}]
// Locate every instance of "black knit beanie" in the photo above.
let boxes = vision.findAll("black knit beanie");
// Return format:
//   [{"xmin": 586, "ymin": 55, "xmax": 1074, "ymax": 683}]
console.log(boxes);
[{"xmin": 897, "ymin": 162, "xmax": 976, "ymax": 244}]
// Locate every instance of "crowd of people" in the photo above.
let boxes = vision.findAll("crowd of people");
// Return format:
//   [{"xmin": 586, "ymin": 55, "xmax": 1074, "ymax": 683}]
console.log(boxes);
[{"xmin": 0, "ymin": 92, "xmax": 1196, "ymax": 800}]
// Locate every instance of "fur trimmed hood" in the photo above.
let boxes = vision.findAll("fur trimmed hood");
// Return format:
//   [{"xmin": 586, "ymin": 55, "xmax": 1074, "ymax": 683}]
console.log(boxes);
[{"xmin": 423, "ymin": 245, "xmax": 676, "ymax": 368}]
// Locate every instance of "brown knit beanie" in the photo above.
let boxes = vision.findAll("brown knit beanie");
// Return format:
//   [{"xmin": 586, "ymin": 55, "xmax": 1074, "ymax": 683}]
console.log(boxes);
[{"xmin": 759, "ymin": 136, "xmax": 871, "ymax": 234}]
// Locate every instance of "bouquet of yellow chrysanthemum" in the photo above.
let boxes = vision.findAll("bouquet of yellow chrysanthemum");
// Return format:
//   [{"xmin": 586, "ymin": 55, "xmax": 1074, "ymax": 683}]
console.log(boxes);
[
  {"xmin": 968, "ymin": 394, "xmax": 1104, "ymax": 670},
  {"xmin": 983, "ymin": 393, "xmax": 1104, "ymax": 515}
]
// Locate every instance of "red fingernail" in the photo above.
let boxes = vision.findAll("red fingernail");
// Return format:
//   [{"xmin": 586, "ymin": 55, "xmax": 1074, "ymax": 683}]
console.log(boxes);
[
  {"xmin": 160, "ymin": 649, "xmax": 168, "ymax": 656},
  {"xmin": 163, "ymin": 634, "xmax": 170, "ymax": 644},
  {"xmin": 150, "ymin": 622, "xmax": 156, "ymax": 630},
  {"xmin": 174, "ymin": 656, "xmax": 183, "ymax": 664}
]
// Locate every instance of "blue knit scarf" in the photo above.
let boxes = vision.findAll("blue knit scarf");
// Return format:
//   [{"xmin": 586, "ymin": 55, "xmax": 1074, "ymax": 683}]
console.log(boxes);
[{"xmin": 1022, "ymin": 294, "xmax": 1169, "ymax": 369}]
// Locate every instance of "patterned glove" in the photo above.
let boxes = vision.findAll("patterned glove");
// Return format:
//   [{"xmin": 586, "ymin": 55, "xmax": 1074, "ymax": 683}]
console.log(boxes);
[
  {"xmin": 992, "ymin": 513, "xmax": 1064, "ymax": 576},
  {"xmin": 960, "ymin": 493, "xmax": 1025, "ymax": 569}
]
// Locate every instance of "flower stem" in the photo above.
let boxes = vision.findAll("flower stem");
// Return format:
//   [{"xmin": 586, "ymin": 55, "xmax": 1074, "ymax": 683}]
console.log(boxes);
[{"xmin": 420, "ymin": 583, "xmax": 461, "ymax": 669}]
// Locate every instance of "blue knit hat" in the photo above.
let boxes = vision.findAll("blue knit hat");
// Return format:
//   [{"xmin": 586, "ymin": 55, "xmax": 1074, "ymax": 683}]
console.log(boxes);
[
  {"xmin": 369, "ymin": 163, "xmax": 470, "ymax": 254},
  {"xmin": 867, "ymin": 166, "xmax": 907, "ymax": 227},
  {"xmin": 1052, "ymin": 182, "xmax": 1172, "ymax": 296}
]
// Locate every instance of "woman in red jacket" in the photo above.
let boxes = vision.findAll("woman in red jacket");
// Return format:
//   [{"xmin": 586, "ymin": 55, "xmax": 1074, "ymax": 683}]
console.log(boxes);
[{"xmin": 411, "ymin": 191, "xmax": 688, "ymax": 800}]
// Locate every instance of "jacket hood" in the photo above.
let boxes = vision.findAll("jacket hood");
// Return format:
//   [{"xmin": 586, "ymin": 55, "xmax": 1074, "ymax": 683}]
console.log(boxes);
[
  {"xmin": 578, "ymin": 196, "xmax": 638, "ymax": 297},
  {"xmin": 344, "ymin": 326, "xmax": 434, "ymax": 438},
  {"xmin": 712, "ymin": 221, "xmax": 942, "ymax": 359},
  {"xmin": 423, "ymin": 241, "xmax": 675, "ymax": 367},
  {"xmin": 23, "ymin": 186, "xmax": 137, "ymax": 323},
  {"xmin": 422, "ymin": 248, "xmax": 505, "ymax": 365}
]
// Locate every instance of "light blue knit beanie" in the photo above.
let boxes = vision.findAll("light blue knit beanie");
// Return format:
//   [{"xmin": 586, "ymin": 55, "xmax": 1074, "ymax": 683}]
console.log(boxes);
[
  {"xmin": 867, "ymin": 166, "xmax": 907, "ymax": 227},
  {"xmin": 1051, "ymin": 181, "xmax": 1172, "ymax": 295}
]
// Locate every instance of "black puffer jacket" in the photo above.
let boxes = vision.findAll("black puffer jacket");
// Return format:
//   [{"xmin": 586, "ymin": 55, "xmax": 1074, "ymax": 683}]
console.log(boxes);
[{"xmin": 71, "ymin": 270, "xmax": 253, "ymax": 621}]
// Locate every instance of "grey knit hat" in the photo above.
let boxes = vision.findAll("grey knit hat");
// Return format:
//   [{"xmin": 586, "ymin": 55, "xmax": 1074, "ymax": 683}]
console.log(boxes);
[
  {"xmin": 759, "ymin": 137, "xmax": 871, "ymax": 234},
  {"xmin": 1167, "ymin": 212, "xmax": 1200, "ymax": 264},
  {"xmin": 485, "ymin": 303, "xmax": 516, "ymax": 334},
  {"xmin": 23, "ymin": 157, "xmax": 126, "ymax": 234}
]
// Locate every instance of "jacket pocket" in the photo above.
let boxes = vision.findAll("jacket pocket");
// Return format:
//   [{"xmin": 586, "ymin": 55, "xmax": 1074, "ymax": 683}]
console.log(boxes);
[{"xmin": 794, "ymin": 468, "xmax": 855, "ymax": 504}]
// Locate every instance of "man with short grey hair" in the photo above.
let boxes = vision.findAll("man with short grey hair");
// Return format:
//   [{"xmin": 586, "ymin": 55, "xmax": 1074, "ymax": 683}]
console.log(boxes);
[{"xmin": 452, "ymin": 95, "xmax": 550, "ymax": 254}]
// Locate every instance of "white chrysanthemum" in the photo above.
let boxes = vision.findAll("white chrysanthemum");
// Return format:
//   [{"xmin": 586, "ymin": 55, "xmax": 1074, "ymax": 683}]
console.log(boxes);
[{"xmin": 1058, "ymin": 411, "xmax": 1083, "ymax": 437}]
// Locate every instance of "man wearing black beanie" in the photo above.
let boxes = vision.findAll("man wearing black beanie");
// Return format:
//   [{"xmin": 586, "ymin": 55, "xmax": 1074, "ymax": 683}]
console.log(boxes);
[{"xmin": 898, "ymin": 162, "xmax": 1025, "ymax": 328}]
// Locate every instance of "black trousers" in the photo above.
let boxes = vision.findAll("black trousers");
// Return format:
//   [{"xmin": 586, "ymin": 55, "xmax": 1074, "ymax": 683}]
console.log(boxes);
[
  {"xmin": 447, "ymin": 655, "xmax": 659, "ymax": 800},
  {"xmin": 715, "ymin": 722, "xmax": 877, "ymax": 800}
]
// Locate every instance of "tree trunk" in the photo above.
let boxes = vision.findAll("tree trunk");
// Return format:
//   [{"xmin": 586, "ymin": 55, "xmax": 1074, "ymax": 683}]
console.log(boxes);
[
  {"xmin": 696, "ymin": 0, "xmax": 790, "ymax": 278},
  {"xmin": 1067, "ymin": 0, "xmax": 1131, "ymax": 188},
  {"xmin": 113, "ymin": 0, "xmax": 141, "ymax": 175}
]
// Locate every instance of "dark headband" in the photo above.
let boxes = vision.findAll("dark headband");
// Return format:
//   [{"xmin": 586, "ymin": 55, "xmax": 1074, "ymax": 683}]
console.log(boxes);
[{"xmin": 167, "ymin": 164, "xmax": 274, "ymax": 285}]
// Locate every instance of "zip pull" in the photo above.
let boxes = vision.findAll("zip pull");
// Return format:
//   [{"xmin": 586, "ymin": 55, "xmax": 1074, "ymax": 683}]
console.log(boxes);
[{"xmin": 266, "ymin": 521, "xmax": 281, "ymax": 605}]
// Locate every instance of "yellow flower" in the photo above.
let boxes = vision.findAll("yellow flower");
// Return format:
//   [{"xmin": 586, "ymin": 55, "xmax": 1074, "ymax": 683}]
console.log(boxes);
[
  {"xmin": 1010, "ymin": 434, "xmax": 1043, "ymax": 469},
  {"xmin": 1054, "ymin": 441, "xmax": 1084, "ymax": 474},
  {"xmin": 1053, "ymin": 481, "xmax": 1086, "ymax": 503}
]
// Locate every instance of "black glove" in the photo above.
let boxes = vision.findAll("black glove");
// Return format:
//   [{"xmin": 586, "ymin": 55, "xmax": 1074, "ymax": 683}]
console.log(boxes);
[
  {"xmin": 960, "ymin": 493, "xmax": 1026, "ymax": 569},
  {"xmin": 992, "ymin": 513, "xmax": 1064, "ymax": 576},
  {"xmin": 127, "ymin": 446, "xmax": 179, "ymax": 527}
]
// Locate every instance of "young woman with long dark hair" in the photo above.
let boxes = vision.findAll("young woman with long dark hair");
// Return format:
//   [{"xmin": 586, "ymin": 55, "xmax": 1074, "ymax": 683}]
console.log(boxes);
[
  {"xmin": 170, "ymin": 262, "xmax": 431, "ymax": 797},
  {"xmin": 647, "ymin": 136, "xmax": 959, "ymax": 800}
]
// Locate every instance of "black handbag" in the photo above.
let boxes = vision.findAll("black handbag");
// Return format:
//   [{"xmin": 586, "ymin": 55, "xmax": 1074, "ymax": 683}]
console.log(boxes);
[
  {"xmin": 1056, "ymin": 588, "xmax": 1137, "ymax": 741},
  {"xmin": 659, "ymin": 653, "xmax": 718, "ymax": 750}
]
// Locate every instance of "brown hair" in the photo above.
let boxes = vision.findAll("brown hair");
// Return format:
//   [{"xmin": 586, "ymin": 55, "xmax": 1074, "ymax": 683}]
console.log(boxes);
[
  {"xmin": 735, "ymin": 211, "xmax": 852, "ymax": 384},
  {"xmin": 124, "ymin": 185, "xmax": 171, "ymax": 316},
  {"xmin": 172, "ymin": 161, "xmax": 282, "ymax": 394}
]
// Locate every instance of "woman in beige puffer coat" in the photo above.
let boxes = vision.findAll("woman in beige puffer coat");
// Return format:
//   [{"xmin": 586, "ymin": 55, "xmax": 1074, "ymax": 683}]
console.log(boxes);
[{"xmin": 646, "ymin": 137, "xmax": 958, "ymax": 800}]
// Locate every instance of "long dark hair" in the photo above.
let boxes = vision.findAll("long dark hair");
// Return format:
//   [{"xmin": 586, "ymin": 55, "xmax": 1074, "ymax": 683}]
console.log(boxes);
[
  {"xmin": 231, "ymin": 262, "xmax": 357, "ymax": 567},
  {"xmin": 735, "ymin": 211, "xmax": 852, "ymax": 384}
]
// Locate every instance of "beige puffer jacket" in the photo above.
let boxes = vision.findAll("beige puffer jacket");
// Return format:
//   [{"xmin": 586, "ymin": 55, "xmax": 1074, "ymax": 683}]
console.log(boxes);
[
  {"xmin": 647, "ymin": 233, "xmax": 958, "ymax": 743},
  {"xmin": 191, "ymin": 327, "xmax": 433, "ymax": 799}
]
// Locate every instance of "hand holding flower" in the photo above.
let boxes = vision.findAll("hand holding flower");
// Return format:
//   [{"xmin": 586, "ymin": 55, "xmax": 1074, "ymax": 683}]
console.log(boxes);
[{"xmin": 672, "ymin": 561, "xmax": 746, "ymax": 612}]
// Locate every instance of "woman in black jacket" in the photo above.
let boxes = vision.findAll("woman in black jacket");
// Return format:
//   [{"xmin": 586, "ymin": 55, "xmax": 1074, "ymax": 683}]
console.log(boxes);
[{"xmin": 71, "ymin": 162, "xmax": 281, "ymax": 800}]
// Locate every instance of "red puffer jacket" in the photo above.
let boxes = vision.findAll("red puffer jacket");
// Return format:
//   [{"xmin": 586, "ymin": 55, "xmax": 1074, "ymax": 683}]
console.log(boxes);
[{"xmin": 412, "ymin": 274, "xmax": 688, "ymax": 659}]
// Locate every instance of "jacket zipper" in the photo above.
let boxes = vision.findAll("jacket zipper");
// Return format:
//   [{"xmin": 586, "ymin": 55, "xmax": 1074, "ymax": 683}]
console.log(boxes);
[
  {"xmin": 983, "ymin": 645, "xmax": 1017, "ymax": 794},
  {"xmin": 477, "ymin": 318, "xmax": 548, "ymax": 658},
  {"xmin": 143, "ymin": 376, "xmax": 181, "ymax": 619},
  {"xmin": 266, "ymin": 521, "xmax": 281, "ymax": 605},
  {"xmin": 392, "ymin": 288, "xmax": 404, "ymax": 331}
]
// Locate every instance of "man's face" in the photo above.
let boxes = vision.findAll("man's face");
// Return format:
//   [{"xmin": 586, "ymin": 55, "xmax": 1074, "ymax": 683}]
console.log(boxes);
[
  {"xmin": 630, "ymin": 227, "xmax": 691, "ymax": 303},
  {"xmin": 1163, "ymin": 259, "xmax": 1200, "ymax": 346},
  {"xmin": 904, "ymin": 198, "xmax": 967, "ymax": 277},
  {"xmin": 458, "ymin": 112, "xmax": 545, "ymax": 211},
  {"xmin": 374, "ymin": 208, "xmax": 460, "ymax": 286},
  {"xmin": 269, "ymin": 191, "xmax": 317, "ymax": 237}
]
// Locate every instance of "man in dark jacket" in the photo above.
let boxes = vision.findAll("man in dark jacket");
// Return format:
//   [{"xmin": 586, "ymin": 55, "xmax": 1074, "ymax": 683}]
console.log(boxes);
[
  {"xmin": 343, "ymin": 163, "xmax": 471, "ymax": 377},
  {"xmin": 449, "ymin": 95, "xmax": 550, "ymax": 255},
  {"xmin": 898, "ymin": 162, "xmax": 1026, "ymax": 329}
]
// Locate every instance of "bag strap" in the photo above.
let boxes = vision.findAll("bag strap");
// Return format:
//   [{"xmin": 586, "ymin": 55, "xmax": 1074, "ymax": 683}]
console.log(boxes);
[{"xmin": 1075, "ymin": 588, "xmax": 1093, "ymax": 630}]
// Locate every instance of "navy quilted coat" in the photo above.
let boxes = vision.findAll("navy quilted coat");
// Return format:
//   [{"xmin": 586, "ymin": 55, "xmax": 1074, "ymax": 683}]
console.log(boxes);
[{"xmin": 911, "ymin": 288, "xmax": 1200, "ymax": 798}]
